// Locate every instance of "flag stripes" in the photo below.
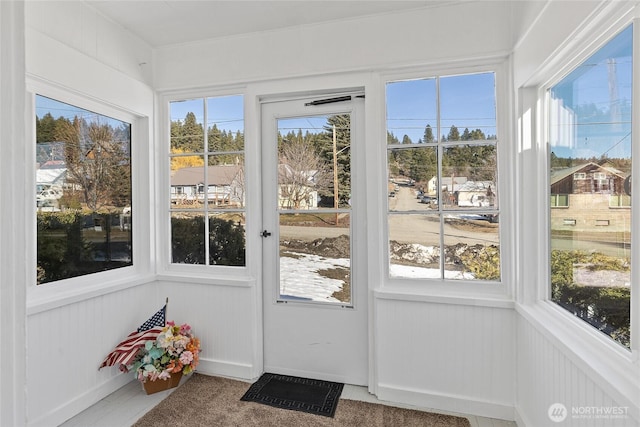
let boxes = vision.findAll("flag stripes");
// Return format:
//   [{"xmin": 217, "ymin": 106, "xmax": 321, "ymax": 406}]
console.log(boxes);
[{"xmin": 99, "ymin": 304, "xmax": 166, "ymax": 369}]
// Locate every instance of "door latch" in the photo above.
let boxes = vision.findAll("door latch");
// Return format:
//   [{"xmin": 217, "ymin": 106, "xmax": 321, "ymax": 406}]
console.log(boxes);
[{"xmin": 260, "ymin": 230, "xmax": 272, "ymax": 238}]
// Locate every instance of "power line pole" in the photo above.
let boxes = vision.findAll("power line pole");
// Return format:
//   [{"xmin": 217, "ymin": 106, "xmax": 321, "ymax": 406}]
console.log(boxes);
[{"xmin": 333, "ymin": 125, "xmax": 339, "ymax": 225}]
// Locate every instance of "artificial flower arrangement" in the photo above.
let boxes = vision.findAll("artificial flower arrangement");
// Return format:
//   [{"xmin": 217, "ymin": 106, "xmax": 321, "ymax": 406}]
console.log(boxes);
[{"xmin": 128, "ymin": 321, "xmax": 200, "ymax": 383}]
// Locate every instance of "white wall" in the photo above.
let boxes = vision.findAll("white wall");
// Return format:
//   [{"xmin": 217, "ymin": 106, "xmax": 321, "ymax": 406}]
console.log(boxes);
[
  {"xmin": 0, "ymin": 2, "xmax": 27, "ymax": 426},
  {"xmin": 26, "ymin": 0, "xmax": 152, "ymax": 86},
  {"xmin": 24, "ymin": 2, "xmax": 158, "ymax": 426},
  {"xmin": 153, "ymin": 1, "xmax": 516, "ymax": 90}
]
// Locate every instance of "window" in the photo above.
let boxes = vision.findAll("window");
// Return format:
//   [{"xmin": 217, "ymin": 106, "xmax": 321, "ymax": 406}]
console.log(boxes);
[
  {"xmin": 593, "ymin": 172, "xmax": 607, "ymax": 180},
  {"xmin": 548, "ymin": 25, "xmax": 632, "ymax": 349},
  {"xmin": 36, "ymin": 95, "xmax": 132, "ymax": 284},
  {"xmin": 551, "ymin": 194, "xmax": 569, "ymax": 207},
  {"xmin": 386, "ymin": 72, "xmax": 500, "ymax": 281},
  {"xmin": 169, "ymin": 95, "xmax": 246, "ymax": 266}
]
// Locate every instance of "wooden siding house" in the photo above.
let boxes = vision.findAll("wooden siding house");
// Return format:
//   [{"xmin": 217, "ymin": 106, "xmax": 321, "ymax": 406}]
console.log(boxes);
[
  {"xmin": 170, "ymin": 165, "xmax": 244, "ymax": 206},
  {"xmin": 550, "ymin": 162, "xmax": 630, "ymax": 234}
]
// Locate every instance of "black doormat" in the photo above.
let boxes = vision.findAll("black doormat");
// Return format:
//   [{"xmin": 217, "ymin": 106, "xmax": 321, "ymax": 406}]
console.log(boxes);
[{"xmin": 240, "ymin": 373, "xmax": 344, "ymax": 418}]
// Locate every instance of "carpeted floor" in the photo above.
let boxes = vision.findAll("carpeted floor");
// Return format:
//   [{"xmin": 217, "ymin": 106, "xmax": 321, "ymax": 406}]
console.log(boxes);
[{"xmin": 133, "ymin": 374, "xmax": 471, "ymax": 427}]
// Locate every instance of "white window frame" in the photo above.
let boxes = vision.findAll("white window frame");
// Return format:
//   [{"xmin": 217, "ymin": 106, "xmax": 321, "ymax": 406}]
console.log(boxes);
[
  {"xmin": 517, "ymin": 8, "xmax": 640, "ymax": 408},
  {"xmin": 378, "ymin": 60, "xmax": 514, "ymax": 302},
  {"xmin": 26, "ymin": 79, "xmax": 154, "ymax": 312},
  {"xmin": 157, "ymin": 87, "xmax": 257, "ymax": 284},
  {"xmin": 539, "ymin": 16, "xmax": 638, "ymax": 357}
]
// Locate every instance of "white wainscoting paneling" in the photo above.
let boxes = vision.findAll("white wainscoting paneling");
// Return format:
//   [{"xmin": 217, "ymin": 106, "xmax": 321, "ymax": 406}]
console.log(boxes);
[
  {"xmin": 27, "ymin": 284, "xmax": 161, "ymax": 427},
  {"xmin": 156, "ymin": 280, "xmax": 259, "ymax": 380},
  {"xmin": 516, "ymin": 311, "xmax": 639, "ymax": 427},
  {"xmin": 374, "ymin": 296, "xmax": 516, "ymax": 421}
]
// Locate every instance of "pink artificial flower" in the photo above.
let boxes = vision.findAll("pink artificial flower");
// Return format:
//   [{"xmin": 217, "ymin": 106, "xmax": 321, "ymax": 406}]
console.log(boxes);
[
  {"xmin": 179, "ymin": 350, "xmax": 194, "ymax": 365},
  {"xmin": 167, "ymin": 320, "xmax": 175, "ymax": 327}
]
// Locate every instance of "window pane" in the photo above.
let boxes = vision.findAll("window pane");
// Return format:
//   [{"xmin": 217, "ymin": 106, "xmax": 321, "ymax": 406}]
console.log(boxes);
[
  {"xmin": 170, "ymin": 155, "xmax": 205, "ymax": 208},
  {"xmin": 209, "ymin": 155, "xmax": 245, "ymax": 208},
  {"xmin": 36, "ymin": 95, "xmax": 132, "ymax": 284},
  {"xmin": 549, "ymin": 26, "xmax": 632, "ymax": 348},
  {"xmin": 207, "ymin": 96, "xmax": 245, "ymax": 151},
  {"xmin": 386, "ymin": 78, "xmax": 437, "ymax": 144},
  {"xmin": 171, "ymin": 212, "xmax": 205, "ymax": 264},
  {"xmin": 209, "ymin": 213, "xmax": 245, "ymax": 266},
  {"xmin": 388, "ymin": 146, "xmax": 437, "ymax": 211},
  {"xmin": 441, "ymin": 144, "xmax": 498, "ymax": 209},
  {"xmin": 440, "ymin": 73, "xmax": 496, "ymax": 140},
  {"xmin": 443, "ymin": 215, "xmax": 500, "ymax": 281},
  {"xmin": 170, "ymin": 99, "xmax": 204, "ymax": 153},
  {"xmin": 389, "ymin": 214, "xmax": 440, "ymax": 279}
]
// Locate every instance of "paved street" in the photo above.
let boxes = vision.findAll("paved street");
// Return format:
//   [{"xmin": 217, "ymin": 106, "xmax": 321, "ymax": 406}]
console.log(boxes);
[
  {"xmin": 278, "ymin": 185, "xmax": 499, "ymax": 247},
  {"xmin": 388, "ymin": 186, "xmax": 499, "ymax": 246}
]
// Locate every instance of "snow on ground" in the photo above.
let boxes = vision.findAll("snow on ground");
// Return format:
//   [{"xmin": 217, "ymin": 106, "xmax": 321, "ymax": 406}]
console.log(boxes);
[
  {"xmin": 280, "ymin": 252, "xmax": 474, "ymax": 303},
  {"xmin": 280, "ymin": 253, "xmax": 349, "ymax": 302},
  {"xmin": 390, "ymin": 264, "xmax": 474, "ymax": 280}
]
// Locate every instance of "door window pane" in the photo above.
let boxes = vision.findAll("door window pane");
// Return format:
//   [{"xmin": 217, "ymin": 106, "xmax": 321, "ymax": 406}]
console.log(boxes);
[
  {"xmin": 276, "ymin": 115, "xmax": 352, "ymax": 304},
  {"xmin": 548, "ymin": 26, "xmax": 632, "ymax": 348}
]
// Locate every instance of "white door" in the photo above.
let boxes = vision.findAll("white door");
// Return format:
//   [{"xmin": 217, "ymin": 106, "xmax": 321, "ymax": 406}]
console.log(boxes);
[{"xmin": 261, "ymin": 93, "xmax": 367, "ymax": 385}]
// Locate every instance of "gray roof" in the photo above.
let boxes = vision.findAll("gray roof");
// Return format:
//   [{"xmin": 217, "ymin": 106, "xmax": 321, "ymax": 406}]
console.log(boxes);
[
  {"xmin": 171, "ymin": 165, "xmax": 241, "ymax": 186},
  {"xmin": 550, "ymin": 162, "xmax": 627, "ymax": 185}
]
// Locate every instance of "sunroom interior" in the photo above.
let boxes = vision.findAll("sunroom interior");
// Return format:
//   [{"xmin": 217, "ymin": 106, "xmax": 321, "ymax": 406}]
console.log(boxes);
[{"xmin": 1, "ymin": 1, "xmax": 639, "ymax": 426}]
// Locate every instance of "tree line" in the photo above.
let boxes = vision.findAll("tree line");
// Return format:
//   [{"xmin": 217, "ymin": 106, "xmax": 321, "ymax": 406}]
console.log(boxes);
[
  {"xmin": 550, "ymin": 152, "xmax": 631, "ymax": 174},
  {"xmin": 388, "ymin": 124, "xmax": 497, "ymax": 186}
]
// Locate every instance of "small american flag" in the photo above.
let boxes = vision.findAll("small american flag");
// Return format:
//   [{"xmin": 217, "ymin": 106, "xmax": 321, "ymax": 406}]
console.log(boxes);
[{"xmin": 99, "ymin": 304, "xmax": 166, "ymax": 369}]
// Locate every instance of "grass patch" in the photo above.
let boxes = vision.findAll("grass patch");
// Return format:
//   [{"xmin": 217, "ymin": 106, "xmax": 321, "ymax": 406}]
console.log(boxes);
[{"xmin": 317, "ymin": 266, "xmax": 350, "ymax": 303}]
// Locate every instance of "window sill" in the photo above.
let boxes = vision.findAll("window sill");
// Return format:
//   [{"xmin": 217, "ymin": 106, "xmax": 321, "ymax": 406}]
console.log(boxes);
[
  {"xmin": 156, "ymin": 264, "xmax": 256, "ymax": 287},
  {"xmin": 374, "ymin": 285, "xmax": 514, "ymax": 309},
  {"xmin": 517, "ymin": 301, "xmax": 639, "ymax": 412},
  {"xmin": 27, "ymin": 269, "xmax": 156, "ymax": 316}
]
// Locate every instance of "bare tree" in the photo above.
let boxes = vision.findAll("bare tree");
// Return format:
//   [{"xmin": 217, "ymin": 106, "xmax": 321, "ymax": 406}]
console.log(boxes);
[
  {"xmin": 56, "ymin": 117, "xmax": 130, "ymax": 211},
  {"xmin": 279, "ymin": 139, "xmax": 331, "ymax": 210}
]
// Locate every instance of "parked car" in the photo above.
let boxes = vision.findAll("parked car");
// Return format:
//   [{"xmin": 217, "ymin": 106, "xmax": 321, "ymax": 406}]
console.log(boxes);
[
  {"xmin": 481, "ymin": 214, "xmax": 499, "ymax": 223},
  {"xmin": 420, "ymin": 195, "xmax": 435, "ymax": 204}
]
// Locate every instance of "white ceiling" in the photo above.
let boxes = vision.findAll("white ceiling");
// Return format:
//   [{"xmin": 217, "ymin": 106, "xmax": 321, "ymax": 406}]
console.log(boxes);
[{"xmin": 88, "ymin": 0, "xmax": 455, "ymax": 48}]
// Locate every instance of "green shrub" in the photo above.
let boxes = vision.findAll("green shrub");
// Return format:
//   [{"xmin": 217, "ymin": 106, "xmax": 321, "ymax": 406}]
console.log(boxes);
[
  {"xmin": 459, "ymin": 244, "xmax": 500, "ymax": 280},
  {"xmin": 37, "ymin": 211, "xmax": 131, "ymax": 284},
  {"xmin": 551, "ymin": 249, "xmax": 630, "ymax": 348},
  {"xmin": 171, "ymin": 216, "xmax": 245, "ymax": 266}
]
